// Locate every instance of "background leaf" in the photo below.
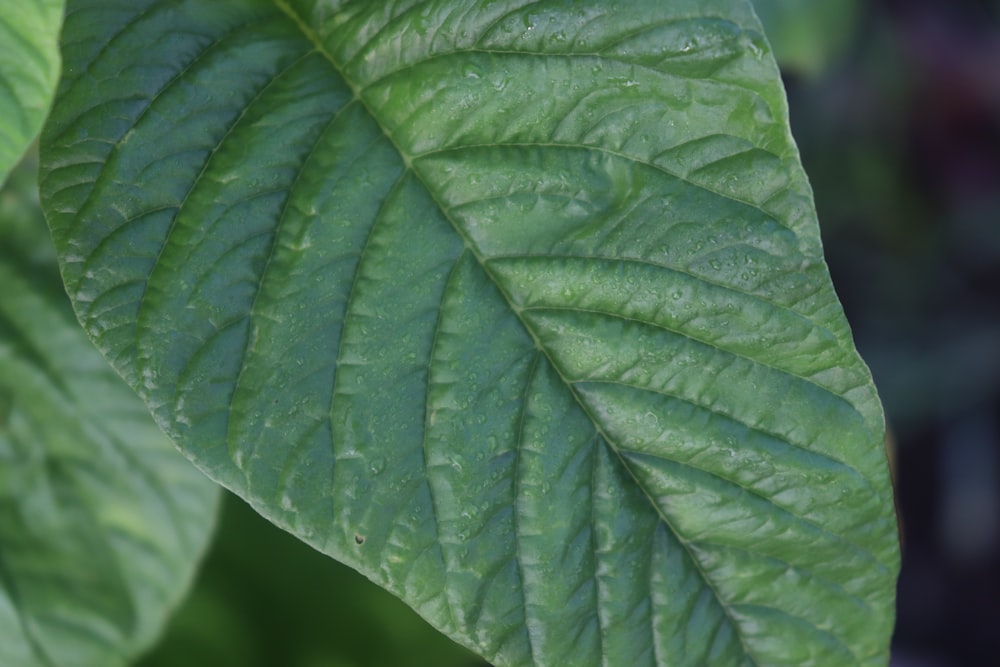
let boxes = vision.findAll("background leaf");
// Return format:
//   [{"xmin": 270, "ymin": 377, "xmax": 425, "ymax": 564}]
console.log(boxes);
[
  {"xmin": 0, "ymin": 0, "xmax": 63, "ymax": 183},
  {"xmin": 0, "ymin": 151, "xmax": 220, "ymax": 667},
  {"xmin": 138, "ymin": 492, "xmax": 486, "ymax": 667},
  {"xmin": 40, "ymin": 1, "xmax": 900, "ymax": 665},
  {"xmin": 750, "ymin": 0, "xmax": 859, "ymax": 75}
]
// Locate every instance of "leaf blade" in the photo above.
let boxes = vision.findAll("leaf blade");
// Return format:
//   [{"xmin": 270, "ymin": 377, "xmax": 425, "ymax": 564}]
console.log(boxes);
[{"xmin": 41, "ymin": 1, "xmax": 900, "ymax": 665}]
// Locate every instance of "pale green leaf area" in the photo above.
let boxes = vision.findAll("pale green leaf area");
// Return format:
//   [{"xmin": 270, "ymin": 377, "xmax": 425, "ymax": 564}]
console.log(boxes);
[
  {"xmin": 750, "ymin": 0, "xmax": 859, "ymax": 75},
  {"xmin": 0, "ymin": 0, "xmax": 64, "ymax": 184},
  {"xmin": 40, "ymin": 1, "xmax": 899, "ymax": 665},
  {"xmin": 0, "ymin": 153, "xmax": 219, "ymax": 667}
]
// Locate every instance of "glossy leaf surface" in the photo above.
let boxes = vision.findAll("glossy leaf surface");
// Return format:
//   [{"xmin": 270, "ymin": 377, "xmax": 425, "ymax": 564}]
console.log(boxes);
[
  {"xmin": 40, "ymin": 1, "xmax": 900, "ymax": 665},
  {"xmin": 0, "ymin": 154, "xmax": 220, "ymax": 667},
  {"xmin": 0, "ymin": 0, "xmax": 63, "ymax": 183}
]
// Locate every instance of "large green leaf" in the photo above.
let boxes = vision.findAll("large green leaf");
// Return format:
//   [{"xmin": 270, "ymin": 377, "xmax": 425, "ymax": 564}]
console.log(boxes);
[
  {"xmin": 0, "ymin": 0, "xmax": 63, "ymax": 184},
  {"xmin": 40, "ymin": 1, "xmax": 900, "ymax": 665},
  {"xmin": 0, "ymin": 153, "xmax": 220, "ymax": 667}
]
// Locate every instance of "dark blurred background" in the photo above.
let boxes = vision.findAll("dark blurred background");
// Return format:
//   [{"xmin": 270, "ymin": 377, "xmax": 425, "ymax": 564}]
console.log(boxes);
[
  {"xmin": 781, "ymin": 1, "xmax": 1000, "ymax": 665},
  {"xmin": 134, "ymin": 2, "xmax": 1000, "ymax": 666}
]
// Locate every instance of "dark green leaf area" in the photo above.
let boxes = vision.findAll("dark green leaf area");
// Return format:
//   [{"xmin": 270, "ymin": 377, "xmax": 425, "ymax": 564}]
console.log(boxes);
[{"xmin": 40, "ymin": 1, "xmax": 900, "ymax": 666}]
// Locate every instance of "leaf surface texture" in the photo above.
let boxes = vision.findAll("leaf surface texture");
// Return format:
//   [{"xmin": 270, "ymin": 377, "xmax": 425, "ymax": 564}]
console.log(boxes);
[{"xmin": 40, "ymin": 1, "xmax": 900, "ymax": 665}]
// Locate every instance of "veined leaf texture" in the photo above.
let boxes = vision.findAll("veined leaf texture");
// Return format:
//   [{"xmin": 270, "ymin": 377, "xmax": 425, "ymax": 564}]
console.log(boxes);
[{"xmin": 39, "ymin": 1, "xmax": 900, "ymax": 665}]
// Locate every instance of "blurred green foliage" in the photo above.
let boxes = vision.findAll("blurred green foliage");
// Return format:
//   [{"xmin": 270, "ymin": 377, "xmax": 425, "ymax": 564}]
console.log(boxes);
[
  {"xmin": 0, "ymin": 0, "xmax": 63, "ymax": 184},
  {"xmin": 752, "ymin": 0, "xmax": 859, "ymax": 75},
  {"xmin": 0, "ymin": 148, "xmax": 54, "ymax": 270},
  {"xmin": 138, "ymin": 493, "xmax": 487, "ymax": 667}
]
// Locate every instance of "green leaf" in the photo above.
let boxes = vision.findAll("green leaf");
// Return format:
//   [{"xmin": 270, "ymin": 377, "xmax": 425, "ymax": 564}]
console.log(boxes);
[
  {"xmin": 0, "ymin": 0, "xmax": 63, "ymax": 184},
  {"xmin": 750, "ymin": 0, "xmax": 859, "ymax": 74},
  {"xmin": 0, "ymin": 154, "xmax": 220, "ymax": 667},
  {"xmin": 40, "ymin": 1, "xmax": 900, "ymax": 665}
]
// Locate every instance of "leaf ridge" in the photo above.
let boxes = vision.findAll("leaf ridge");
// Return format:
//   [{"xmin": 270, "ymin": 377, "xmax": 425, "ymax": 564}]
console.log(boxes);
[
  {"xmin": 596, "ymin": 438, "xmax": 760, "ymax": 666},
  {"xmin": 619, "ymin": 448, "xmax": 884, "ymax": 574},
  {"xmin": 526, "ymin": 303, "xmax": 856, "ymax": 416},
  {"xmin": 586, "ymin": 432, "xmax": 611, "ymax": 667},
  {"xmin": 420, "ymin": 248, "xmax": 474, "ymax": 644},
  {"xmin": 510, "ymin": 350, "xmax": 543, "ymax": 664},
  {"xmin": 486, "ymin": 253, "xmax": 839, "ymax": 356},
  {"xmin": 134, "ymin": 47, "xmax": 316, "ymax": 384},
  {"xmin": 595, "ymin": 15, "xmax": 742, "ymax": 53},
  {"xmin": 580, "ymin": 377, "xmax": 871, "ymax": 485},
  {"xmin": 415, "ymin": 142, "xmax": 793, "ymax": 235},
  {"xmin": 53, "ymin": 12, "xmax": 280, "ymax": 275},
  {"xmin": 359, "ymin": 48, "xmax": 776, "ymax": 121},
  {"xmin": 699, "ymin": 542, "xmax": 881, "ymax": 616},
  {"xmin": 471, "ymin": 0, "xmax": 544, "ymax": 49},
  {"xmin": 645, "ymin": 532, "xmax": 663, "ymax": 667},
  {"xmin": 224, "ymin": 95, "xmax": 351, "ymax": 470},
  {"xmin": 729, "ymin": 602, "xmax": 859, "ymax": 663}
]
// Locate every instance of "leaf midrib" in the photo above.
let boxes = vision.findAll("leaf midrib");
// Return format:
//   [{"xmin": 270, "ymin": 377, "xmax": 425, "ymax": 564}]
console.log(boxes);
[{"xmin": 273, "ymin": 1, "xmax": 765, "ymax": 663}]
